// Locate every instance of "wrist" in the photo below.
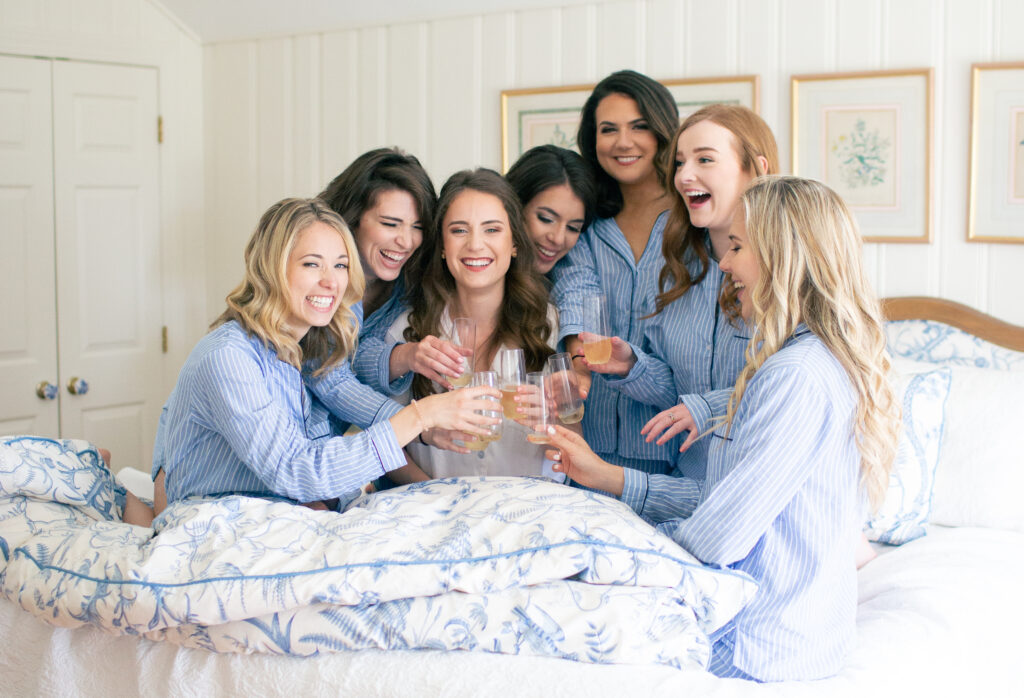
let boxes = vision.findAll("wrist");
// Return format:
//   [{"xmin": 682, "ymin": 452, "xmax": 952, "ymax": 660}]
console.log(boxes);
[{"xmin": 409, "ymin": 398, "xmax": 431, "ymax": 432}]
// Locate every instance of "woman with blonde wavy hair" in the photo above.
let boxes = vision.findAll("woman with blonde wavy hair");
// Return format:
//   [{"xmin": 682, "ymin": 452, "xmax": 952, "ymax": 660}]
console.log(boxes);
[
  {"xmin": 151, "ymin": 197, "xmax": 500, "ymax": 510},
  {"xmin": 545, "ymin": 176, "xmax": 899, "ymax": 681}
]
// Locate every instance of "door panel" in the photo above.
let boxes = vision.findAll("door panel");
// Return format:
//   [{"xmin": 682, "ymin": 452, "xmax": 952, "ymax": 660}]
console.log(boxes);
[
  {"xmin": 0, "ymin": 55, "xmax": 58, "ymax": 436},
  {"xmin": 52, "ymin": 61, "xmax": 162, "ymax": 471}
]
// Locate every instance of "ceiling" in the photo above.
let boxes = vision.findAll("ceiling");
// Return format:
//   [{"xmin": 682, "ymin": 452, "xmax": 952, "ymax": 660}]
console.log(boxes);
[{"xmin": 159, "ymin": 0, "xmax": 595, "ymax": 43}]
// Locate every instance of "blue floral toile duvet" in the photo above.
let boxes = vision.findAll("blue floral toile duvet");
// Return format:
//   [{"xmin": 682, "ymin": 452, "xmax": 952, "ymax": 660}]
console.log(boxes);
[{"xmin": 0, "ymin": 436, "xmax": 756, "ymax": 669}]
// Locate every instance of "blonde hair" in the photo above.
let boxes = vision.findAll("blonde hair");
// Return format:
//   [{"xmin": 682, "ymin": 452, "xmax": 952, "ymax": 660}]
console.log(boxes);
[
  {"xmin": 724, "ymin": 176, "xmax": 900, "ymax": 510},
  {"xmin": 656, "ymin": 104, "xmax": 779, "ymax": 315},
  {"xmin": 214, "ymin": 197, "xmax": 365, "ymax": 375}
]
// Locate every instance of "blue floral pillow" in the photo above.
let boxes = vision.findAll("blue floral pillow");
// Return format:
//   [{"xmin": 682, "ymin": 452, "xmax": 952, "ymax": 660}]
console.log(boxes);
[
  {"xmin": 864, "ymin": 361, "xmax": 952, "ymax": 544},
  {"xmin": 0, "ymin": 435, "xmax": 125, "ymax": 520}
]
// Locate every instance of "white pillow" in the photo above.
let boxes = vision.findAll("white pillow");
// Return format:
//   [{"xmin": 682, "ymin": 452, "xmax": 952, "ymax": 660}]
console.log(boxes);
[
  {"xmin": 864, "ymin": 360, "xmax": 951, "ymax": 544},
  {"xmin": 928, "ymin": 365, "xmax": 1024, "ymax": 532}
]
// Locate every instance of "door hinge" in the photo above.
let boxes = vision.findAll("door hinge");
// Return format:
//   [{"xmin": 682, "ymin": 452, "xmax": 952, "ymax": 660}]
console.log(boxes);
[
  {"xmin": 161, "ymin": 326, "xmax": 168, "ymax": 353},
  {"xmin": 157, "ymin": 116, "xmax": 164, "ymax": 144}
]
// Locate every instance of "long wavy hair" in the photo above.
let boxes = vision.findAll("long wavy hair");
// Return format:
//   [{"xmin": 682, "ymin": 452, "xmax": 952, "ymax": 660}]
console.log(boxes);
[
  {"xmin": 405, "ymin": 169, "xmax": 553, "ymax": 398},
  {"xmin": 655, "ymin": 104, "xmax": 779, "ymax": 315},
  {"xmin": 576, "ymin": 70, "xmax": 679, "ymax": 219},
  {"xmin": 318, "ymin": 147, "xmax": 436, "ymax": 291},
  {"xmin": 213, "ymin": 197, "xmax": 364, "ymax": 375},
  {"xmin": 505, "ymin": 144, "xmax": 597, "ymax": 233},
  {"xmin": 724, "ymin": 176, "xmax": 900, "ymax": 510}
]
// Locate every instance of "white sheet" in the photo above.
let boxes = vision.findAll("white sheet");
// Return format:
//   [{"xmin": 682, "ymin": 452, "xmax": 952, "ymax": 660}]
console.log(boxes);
[{"xmin": 4, "ymin": 524, "xmax": 1021, "ymax": 697}]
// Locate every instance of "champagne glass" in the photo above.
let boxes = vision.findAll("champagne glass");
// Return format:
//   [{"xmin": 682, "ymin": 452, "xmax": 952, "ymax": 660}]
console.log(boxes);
[
  {"xmin": 546, "ymin": 352, "xmax": 584, "ymax": 424},
  {"xmin": 463, "ymin": 370, "xmax": 502, "ymax": 451},
  {"xmin": 581, "ymin": 295, "xmax": 611, "ymax": 365},
  {"xmin": 447, "ymin": 317, "xmax": 476, "ymax": 388},
  {"xmin": 523, "ymin": 371, "xmax": 554, "ymax": 444},
  {"xmin": 497, "ymin": 347, "xmax": 526, "ymax": 419}
]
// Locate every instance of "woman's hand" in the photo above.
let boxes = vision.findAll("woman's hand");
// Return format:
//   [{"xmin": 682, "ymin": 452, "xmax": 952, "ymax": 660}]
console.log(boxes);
[
  {"xmin": 390, "ymin": 336, "xmax": 471, "ymax": 388},
  {"xmin": 544, "ymin": 425, "xmax": 624, "ymax": 495},
  {"xmin": 642, "ymin": 404, "xmax": 699, "ymax": 452},
  {"xmin": 577, "ymin": 332, "xmax": 636, "ymax": 377},
  {"xmin": 418, "ymin": 385, "xmax": 501, "ymax": 436},
  {"xmin": 420, "ymin": 427, "xmax": 473, "ymax": 455}
]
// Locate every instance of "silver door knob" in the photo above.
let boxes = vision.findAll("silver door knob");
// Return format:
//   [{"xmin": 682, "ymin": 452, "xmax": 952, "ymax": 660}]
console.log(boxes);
[
  {"xmin": 67, "ymin": 377, "xmax": 89, "ymax": 395},
  {"xmin": 36, "ymin": 381, "xmax": 58, "ymax": 400}
]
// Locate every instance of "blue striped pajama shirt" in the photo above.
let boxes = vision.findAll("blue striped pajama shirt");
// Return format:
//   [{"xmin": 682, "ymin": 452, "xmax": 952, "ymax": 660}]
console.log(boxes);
[
  {"xmin": 550, "ymin": 213, "xmax": 675, "ymax": 473},
  {"xmin": 154, "ymin": 320, "xmax": 406, "ymax": 505},
  {"xmin": 655, "ymin": 328, "xmax": 863, "ymax": 681},
  {"xmin": 352, "ymin": 289, "xmax": 416, "ymax": 396},
  {"xmin": 604, "ymin": 239, "xmax": 750, "ymax": 485}
]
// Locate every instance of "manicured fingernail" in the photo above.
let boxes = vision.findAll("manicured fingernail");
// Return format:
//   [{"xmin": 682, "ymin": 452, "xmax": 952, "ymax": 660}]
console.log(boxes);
[{"xmin": 547, "ymin": 426, "xmax": 555, "ymax": 434}]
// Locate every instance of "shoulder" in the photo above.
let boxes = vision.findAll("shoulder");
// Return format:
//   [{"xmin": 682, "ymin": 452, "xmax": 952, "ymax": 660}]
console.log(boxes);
[
  {"xmin": 189, "ymin": 321, "xmax": 273, "ymax": 377},
  {"xmin": 756, "ymin": 333, "xmax": 852, "ymax": 404}
]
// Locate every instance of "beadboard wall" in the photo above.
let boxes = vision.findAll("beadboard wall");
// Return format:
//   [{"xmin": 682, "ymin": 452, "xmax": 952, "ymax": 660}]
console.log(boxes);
[{"xmin": 202, "ymin": 0, "xmax": 1024, "ymax": 324}]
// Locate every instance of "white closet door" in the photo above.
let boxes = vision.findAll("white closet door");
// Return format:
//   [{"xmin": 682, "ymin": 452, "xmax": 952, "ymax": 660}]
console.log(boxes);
[
  {"xmin": 52, "ymin": 61, "xmax": 162, "ymax": 470},
  {"xmin": 0, "ymin": 55, "xmax": 59, "ymax": 436}
]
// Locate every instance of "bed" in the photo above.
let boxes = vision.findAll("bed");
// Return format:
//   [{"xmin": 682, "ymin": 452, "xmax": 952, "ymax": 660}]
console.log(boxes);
[{"xmin": 2, "ymin": 296, "xmax": 1023, "ymax": 697}]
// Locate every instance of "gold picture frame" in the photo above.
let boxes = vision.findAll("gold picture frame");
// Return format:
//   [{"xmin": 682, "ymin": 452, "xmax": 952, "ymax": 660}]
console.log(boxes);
[
  {"xmin": 967, "ymin": 61, "xmax": 1024, "ymax": 244},
  {"xmin": 792, "ymin": 68, "xmax": 933, "ymax": 243},
  {"xmin": 500, "ymin": 75, "xmax": 760, "ymax": 172}
]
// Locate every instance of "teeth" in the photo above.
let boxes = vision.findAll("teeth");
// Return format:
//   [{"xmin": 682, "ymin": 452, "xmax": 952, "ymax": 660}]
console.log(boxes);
[
  {"xmin": 616, "ymin": 156, "xmax": 640, "ymax": 163},
  {"xmin": 380, "ymin": 250, "xmax": 406, "ymax": 262},
  {"xmin": 307, "ymin": 296, "xmax": 333, "ymax": 309},
  {"xmin": 463, "ymin": 258, "xmax": 491, "ymax": 267},
  {"xmin": 685, "ymin": 190, "xmax": 709, "ymax": 198},
  {"xmin": 734, "ymin": 282, "xmax": 745, "ymax": 289},
  {"xmin": 538, "ymin": 247, "xmax": 558, "ymax": 258}
]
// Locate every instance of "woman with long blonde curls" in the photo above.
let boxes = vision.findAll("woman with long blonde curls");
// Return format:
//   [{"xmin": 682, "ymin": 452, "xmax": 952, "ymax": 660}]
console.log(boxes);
[
  {"xmin": 152, "ymin": 198, "xmax": 500, "ymax": 509},
  {"xmin": 545, "ymin": 176, "xmax": 899, "ymax": 681}
]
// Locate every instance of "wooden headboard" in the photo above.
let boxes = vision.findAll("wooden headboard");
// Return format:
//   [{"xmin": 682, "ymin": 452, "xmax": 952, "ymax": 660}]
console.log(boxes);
[{"xmin": 882, "ymin": 296, "xmax": 1024, "ymax": 352}]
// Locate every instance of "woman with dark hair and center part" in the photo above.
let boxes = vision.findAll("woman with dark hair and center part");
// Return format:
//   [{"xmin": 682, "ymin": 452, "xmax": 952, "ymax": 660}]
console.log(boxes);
[
  {"xmin": 550, "ymin": 69, "xmax": 680, "ymax": 478},
  {"xmin": 386, "ymin": 168, "xmax": 560, "ymax": 478}
]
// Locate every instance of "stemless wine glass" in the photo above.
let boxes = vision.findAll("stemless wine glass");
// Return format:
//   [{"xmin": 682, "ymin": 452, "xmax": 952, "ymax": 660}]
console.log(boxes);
[
  {"xmin": 464, "ymin": 370, "xmax": 502, "ymax": 451},
  {"xmin": 546, "ymin": 352, "xmax": 584, "ymax": 424},
  {"xmin": 447, "ymin": 317, "xmax": 476, "ymax": 388},
  {"xmin": 497, "ymin": 347, "xmax": 526, "ymax": 419},
  {"xmin": 523, "ymin": 371, "xmax": 554, "ymax": 444},
  {"xmin": 581, "ymin": 295, "xmax": 611, "ymax": 365}
]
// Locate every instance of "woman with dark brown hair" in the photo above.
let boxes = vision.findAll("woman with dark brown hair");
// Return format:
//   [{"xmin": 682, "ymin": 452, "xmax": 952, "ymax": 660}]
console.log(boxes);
[{"xmin": 387, "ymin": 168, "xmax": 559, "ymax": 478}]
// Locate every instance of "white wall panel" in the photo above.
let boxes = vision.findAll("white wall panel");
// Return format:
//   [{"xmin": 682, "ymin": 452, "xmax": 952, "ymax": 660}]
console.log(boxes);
[
  {"xmin": 386, "ymin": 24, "xmax": 429, "ymax": 161},
  {"xmin": 429, "ymin": 17, "xmax": 481, "ymax": 177},
  {"xmin": 644, "ymin": 0, "xmax": 682, "ymax": 78},
  {"xmin": 517, "ymin": 8, "xmax": 560, "ymax": 85},
  {"xmin": 596, "ymin": 1, "xmax": 645, "ymax": 74},
  {"xmin": 319, "ymin": 29, "xmax": 359, "ymax": 186},
  {"xmin": 561, "ymin": 4, "xmax": 597, "ymax": 84},
  {"xmin": 201, "ymin": 0, "xmax": 1024, "ymax": 324},
  {"xmin": 292, "ymin": 35, "xmax": 322, "ymax": 197},
  {"xmin": 684, "ymin": 0, "xmax": 737, "ymax": 77},
  {"xmin": 257, "ymin": 38, "xmax": 293, "ymax": 207}
]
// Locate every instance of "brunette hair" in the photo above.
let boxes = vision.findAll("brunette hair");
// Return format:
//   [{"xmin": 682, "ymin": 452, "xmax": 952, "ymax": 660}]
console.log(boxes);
[
  {"xmin": 404, "ymin": 168, "xmax": 553, "ymax": 398},
  {"xmin": 576, "ymin": 70, "xmax": 679, "ymax": 219},
  {"xmin": 213, "ymin": 197, "xmax": 364, "ymax": 375},
  {"xmin": 505, "ymin": 144, "xmax": 596, "ymax": 232},
  {"xmin": 318, "ymin": 147, "xmax": 436, "ymax": 288},
  {"xmin": 655, "ymin": 104, "xmax": 780, "ymax": 315}
]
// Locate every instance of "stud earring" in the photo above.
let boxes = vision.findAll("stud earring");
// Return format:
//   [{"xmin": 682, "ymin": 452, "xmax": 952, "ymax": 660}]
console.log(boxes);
[
  {"xmin": 512, "ymin": 249, "xmax": 518, "ymax": 258},
  {"xmin": 441, "ymin": 251, "xmax": 446, "ymax": 259}
]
